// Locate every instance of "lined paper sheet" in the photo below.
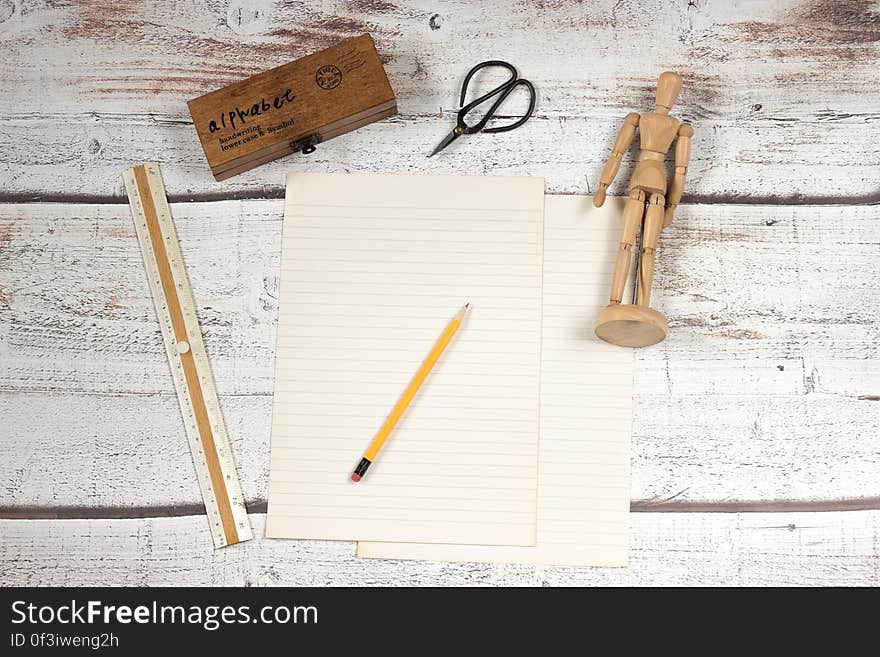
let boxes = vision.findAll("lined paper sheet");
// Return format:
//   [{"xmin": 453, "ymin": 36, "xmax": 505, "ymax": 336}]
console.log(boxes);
[
  {"xmin": 265, "ymin": 173, "xmax": 544, "ymax": 546},
  {"xmin": 358, "ymin": 195, "xmax": 634, "ymax": 566}
]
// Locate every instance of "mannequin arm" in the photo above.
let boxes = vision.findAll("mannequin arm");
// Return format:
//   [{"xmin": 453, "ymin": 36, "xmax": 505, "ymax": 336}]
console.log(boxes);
[
  {"xmin": 664, "ymin": 123, "xmax": 693, "ymax": 226},
  {"xmin": 593, "ymin": 112, "xmax": 639, "ymax": 207}
]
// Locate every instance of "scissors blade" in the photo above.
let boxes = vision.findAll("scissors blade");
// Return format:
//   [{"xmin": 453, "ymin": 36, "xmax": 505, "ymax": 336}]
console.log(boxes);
[{"xmin": 428, "ymin": 130, "xmax": 459, "ymax": 157}]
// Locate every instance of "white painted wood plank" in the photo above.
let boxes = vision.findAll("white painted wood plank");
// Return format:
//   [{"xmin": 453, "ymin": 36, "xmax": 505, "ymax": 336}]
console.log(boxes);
[
  {"xmin": 2, "ymin": 201, "xmax": 878, "ymax": 395},
  {"xmin": 4, "ymin": 388, "xmax": 878, "ymax": 508},
  {"xmin": 3, "ymin": 115, "xmax": 878, "ymax": 202},
  {"xmin": 1, "ymin": 512, "xmax": 876, "ymax": 586},
  {"xmin": 1, "ymin": 201, "xmax": 878, "ymax": 507},
  {"xmin": 1, "ymin": 0, "xmax": 878, "ymax": 198},
  {"xmin": 0, "ymin": 201, "xmax": 280, "ymax": 397}
]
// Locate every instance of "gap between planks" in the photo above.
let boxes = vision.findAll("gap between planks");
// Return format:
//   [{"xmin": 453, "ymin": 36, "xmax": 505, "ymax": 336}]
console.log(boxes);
[
  {"xmin": 4, "ymin": 495, "xmax": 880, "ymax": 520},
  {"xmin": 1, "ymin": 193, "xmax": 879, "ymax": 206}
]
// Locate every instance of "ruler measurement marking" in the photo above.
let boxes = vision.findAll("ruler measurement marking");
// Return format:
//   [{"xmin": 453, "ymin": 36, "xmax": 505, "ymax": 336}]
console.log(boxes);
[{"xmin": 130, "ymin": 164, "xmax": 242, "ymax": 547}]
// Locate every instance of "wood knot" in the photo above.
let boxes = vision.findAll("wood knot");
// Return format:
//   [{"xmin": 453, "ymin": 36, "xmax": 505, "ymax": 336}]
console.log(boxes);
[{"xmin": 226, "ymin": 1, "xmax": 271, "ymax": 35}]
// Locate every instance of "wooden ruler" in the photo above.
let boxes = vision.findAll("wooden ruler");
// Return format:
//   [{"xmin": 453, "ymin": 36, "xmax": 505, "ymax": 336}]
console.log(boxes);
[{"xmin": 123, "ymin": 163, "xmax": 252, "ymax": 548}]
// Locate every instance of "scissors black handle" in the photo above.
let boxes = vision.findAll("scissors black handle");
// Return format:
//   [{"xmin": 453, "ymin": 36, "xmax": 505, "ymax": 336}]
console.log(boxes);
[{"xmin": 457, "ymin": 60, "xmax": 537, "ymax": 135}]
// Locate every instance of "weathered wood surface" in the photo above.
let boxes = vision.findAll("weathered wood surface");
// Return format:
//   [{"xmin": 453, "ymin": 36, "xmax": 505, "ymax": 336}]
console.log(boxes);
[
  {"xmin": 1, "ymin": 512, "xmax": 877, "ymax": 586},
  {"xmin": 2, "ymin": 0, "xmax": 880, "ymax": 584},
  {"xmin": 0, "ymin": 0, "xmax": 879, "ymax": 200},
  {"xmin": 2, "ymin": 200, "xmax": 878, "ymax": 511}
]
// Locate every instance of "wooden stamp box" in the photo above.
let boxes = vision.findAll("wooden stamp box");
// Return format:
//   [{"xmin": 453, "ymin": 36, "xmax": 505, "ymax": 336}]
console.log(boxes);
[{"xmin": 187, "ymin": 34, "xmax": 397, "ymax": 180}]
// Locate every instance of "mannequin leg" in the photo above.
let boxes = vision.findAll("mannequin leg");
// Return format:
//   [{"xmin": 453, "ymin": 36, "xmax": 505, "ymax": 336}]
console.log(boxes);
[
  {"xmin": 609, "ymin": 188, "xmax": 646, "ymax": 304},
  {"xmin": 637, "ymin": 192, "xmax": 665, "ymax": 306}
]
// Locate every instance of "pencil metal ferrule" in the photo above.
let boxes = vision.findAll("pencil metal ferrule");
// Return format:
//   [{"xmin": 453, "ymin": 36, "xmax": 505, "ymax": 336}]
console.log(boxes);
[{"xmin": 351, "ymin": 457, "xmax": 372, "ymax": 482}]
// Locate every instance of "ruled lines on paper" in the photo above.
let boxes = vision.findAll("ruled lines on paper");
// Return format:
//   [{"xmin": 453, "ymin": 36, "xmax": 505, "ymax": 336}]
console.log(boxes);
[
  {"xmin": 359, "ymin": 195, "xmax": 634, "ymax": 565},
  {"xmin": 265, "ymin": 173, "xmax": 545, "ymax": 546}
]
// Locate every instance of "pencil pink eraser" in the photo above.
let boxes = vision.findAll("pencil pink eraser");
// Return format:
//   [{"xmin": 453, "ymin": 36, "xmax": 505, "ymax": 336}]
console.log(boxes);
[{"xmin": 350, "ymin": 473, "xmax": 362, "ymax": 482}]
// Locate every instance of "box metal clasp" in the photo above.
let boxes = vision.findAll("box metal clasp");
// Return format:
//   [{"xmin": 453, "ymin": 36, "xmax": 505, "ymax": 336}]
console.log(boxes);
[{"xmin": 290, "ymin": 133, "xmax": 322, "ymax": 155}]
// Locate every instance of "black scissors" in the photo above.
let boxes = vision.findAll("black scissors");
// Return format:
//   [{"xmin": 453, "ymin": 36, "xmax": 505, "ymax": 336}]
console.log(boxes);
[{"xmin": 428, "ymin": 60, "xmax": 537, "ymax": 157}]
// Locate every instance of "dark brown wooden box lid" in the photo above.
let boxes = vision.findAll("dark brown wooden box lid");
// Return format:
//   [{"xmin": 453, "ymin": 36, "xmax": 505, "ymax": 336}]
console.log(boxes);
[{"xmin": 187, "ymin": 34, "xmax": 396, "ymax": 178}]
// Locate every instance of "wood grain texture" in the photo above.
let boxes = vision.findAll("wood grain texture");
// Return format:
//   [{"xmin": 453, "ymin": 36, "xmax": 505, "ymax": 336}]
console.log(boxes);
[
  {"xmin": 3, "ymin": 0, "xmax": 880, "ymax": 584},
  {"xmin": 1, "ymin": 512, "xmax": 877, "ymax": 586},
  {"xmin": 1, "ymin": 200, "xmax": 877, "ymax": 509},
  {"xmin": 0, "ymin": 0, "xmax": 878, "ymax": 199},
  {"xmin": 187, "ymin": 33, "xmax": 396, "ymax": 176}
]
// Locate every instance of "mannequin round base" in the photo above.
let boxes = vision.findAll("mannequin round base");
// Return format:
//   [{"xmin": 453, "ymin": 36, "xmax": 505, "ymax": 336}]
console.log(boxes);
[{"xmin": 594, "ymin": 304, "xmax": 668, "ymax": 348}]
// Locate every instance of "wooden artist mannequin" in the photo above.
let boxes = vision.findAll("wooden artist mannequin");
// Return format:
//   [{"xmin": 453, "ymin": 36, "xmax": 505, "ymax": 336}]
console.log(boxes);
[{"xmin": 593, "ymin": 71, "xmax": 693, "ymax": 347}]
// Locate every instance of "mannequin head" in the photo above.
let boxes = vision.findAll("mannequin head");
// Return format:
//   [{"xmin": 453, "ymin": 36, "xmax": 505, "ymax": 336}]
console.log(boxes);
[{"xmin": 655, "ymin": 71, "xmax": 683, "ymax": 114}]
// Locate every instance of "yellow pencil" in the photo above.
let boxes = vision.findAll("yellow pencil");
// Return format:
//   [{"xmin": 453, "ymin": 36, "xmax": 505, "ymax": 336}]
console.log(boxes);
[{"xmin": 351, "ymin": 303, "xmax": 470, "ymax": 482}]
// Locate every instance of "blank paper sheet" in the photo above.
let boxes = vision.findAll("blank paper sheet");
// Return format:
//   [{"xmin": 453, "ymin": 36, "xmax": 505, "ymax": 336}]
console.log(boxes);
[
  {"xmin": 358, "ymin": 195, "xmax": 634, "ymax": 566},
  {"xmin": 265, "ymin": 173, "xmax": 544, "ymax": 546}
]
